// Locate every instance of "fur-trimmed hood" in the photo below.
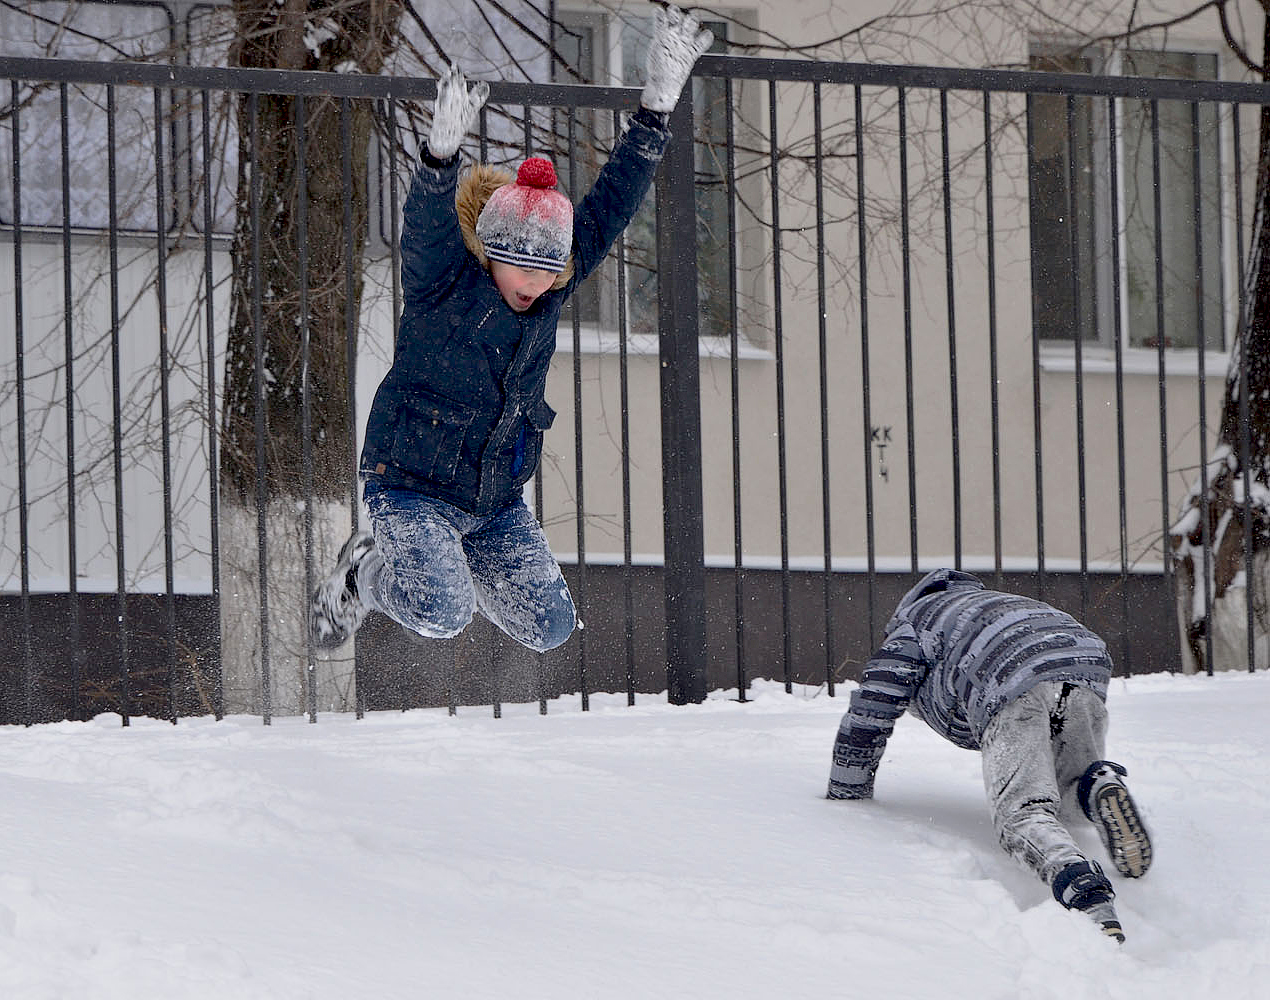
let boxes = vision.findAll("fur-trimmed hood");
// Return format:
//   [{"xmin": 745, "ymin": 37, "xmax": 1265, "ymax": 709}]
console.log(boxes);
[{"xmin": 455, "ymin": 162, "xmax": 574, "ymax": 290}]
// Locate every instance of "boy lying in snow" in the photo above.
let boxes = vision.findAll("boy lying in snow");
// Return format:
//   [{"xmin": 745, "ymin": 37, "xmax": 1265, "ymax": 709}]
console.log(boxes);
[{"xmin": 827, "ymin": 568, "xmax": 1153, "ymax": 942}]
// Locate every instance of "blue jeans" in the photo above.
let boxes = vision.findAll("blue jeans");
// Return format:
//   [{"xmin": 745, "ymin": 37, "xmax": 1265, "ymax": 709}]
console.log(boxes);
[{"xmin": 361, "ymin": 485, "xmax": 575, "ymax": 651}]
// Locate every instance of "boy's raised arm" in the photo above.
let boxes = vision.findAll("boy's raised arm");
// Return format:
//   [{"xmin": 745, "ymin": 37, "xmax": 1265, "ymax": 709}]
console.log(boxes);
[{"xmin": 400, "ymin": 66, "xmax": 490, "ymax": 300}]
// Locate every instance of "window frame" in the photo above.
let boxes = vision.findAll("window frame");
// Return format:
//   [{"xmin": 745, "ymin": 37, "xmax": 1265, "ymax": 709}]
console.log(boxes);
[
  {"xmin": 1028, "ymin": 39, "xmax": 1235, "ymax": 366},
  {"xmin": 550, "ymin": 5, "xmax": 753, "ymax": 352},
  {"xmin": 0, "ymin": 0, "xmax": 237, "ymax": 242}
]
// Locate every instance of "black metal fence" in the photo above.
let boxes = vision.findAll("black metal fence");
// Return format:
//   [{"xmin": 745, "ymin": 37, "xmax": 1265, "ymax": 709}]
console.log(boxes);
[{"xmin": 2, "ymin": 51, "xmax": 1266, "ymax": 725}]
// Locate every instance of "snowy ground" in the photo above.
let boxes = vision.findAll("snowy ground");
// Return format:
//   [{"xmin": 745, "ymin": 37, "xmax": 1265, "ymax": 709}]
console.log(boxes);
[{"xmin": 1, "ymin": 670, "xmax": 1268, "ymax": 1000}]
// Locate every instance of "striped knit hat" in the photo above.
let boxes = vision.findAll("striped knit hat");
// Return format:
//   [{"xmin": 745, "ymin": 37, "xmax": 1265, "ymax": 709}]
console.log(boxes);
[{"xmin": 475, "ymin": 157, "xmax": 573, "ymax": 273}]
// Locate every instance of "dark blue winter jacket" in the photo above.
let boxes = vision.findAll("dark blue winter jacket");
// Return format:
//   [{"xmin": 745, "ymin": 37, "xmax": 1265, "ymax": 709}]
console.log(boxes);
[
  {"xmin": 360, "ymin": 109, "xmax": 671, "ymax": 516},
  {"xmin": 828, "ymin": 569, "xmax": 1113, "ymax": 799}
]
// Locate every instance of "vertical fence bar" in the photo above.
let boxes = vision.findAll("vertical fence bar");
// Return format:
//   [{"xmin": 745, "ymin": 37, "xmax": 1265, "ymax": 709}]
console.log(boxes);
[
  {"xmin": 768, "ymin": 79, "xmax": 793, "ymax": 692},
  {"xmin": 339, "ymin": 97, "xmax": 365, "ymax": 718},
  {"xmin": 1107, "ymin": 96, "xmax": 1132, "ymax": 675},
  {"xmin": 476, "ymin": 92, "xmax": 496, "ymax": 718},
  {"xmin": 381, "ymin": 97, "xmax": 416, "ymax": 715},
  {"xmin": 483, "ymin": 101, "xmax": 502, "ymax": 721},
  {"xmin": 656, "ymin": 96, "xmax": 707, "ymax": 706},
  {"xmin": 247, "ymin": 92, "xmax": 273, "ymax": 724},
  {"xmin": 898, "ymin": 87, "xmax": 918, "ymax": 574},
  {"xmin": 388, "ymin": 96, "xmax": 414, "ymax": 709},
  {"xmin": 58, "ymin": 78, "xmax": 85, "ymax": 721},
  {"xmin": 202, "ymin": 90, "xmax": 224, "ymax": 719},
  {"xmin": 1191, "ymin": 101, "xmax": 1215, "ymax": 676},
  {"xmin": 613, "ymin": 107, "xmax": 637, "ymax": 707},
  {"xmin": 1024, "ymin": 93, "xmax": 1047, "ymax": 600},
  {"xmin": 983, "ymin": 91, "xmax": 1003, "ymax": 589},
  {"xmin": 296, "ymin": 93, "xmax": 318, "ymax": 721},
  {"xmin": 724, "ymin": 79, "xmax": 747, "ymax": 699},
  {"xmin": 1150, "ymin": 100, "xmax": 1176, "ymax": 647},
  {"xmin": 617, "ymin": 236, "xmax": 635, "ymax": 706},
  {"xmin": 1150, "ymin": 100, "xmax": 1171, "ymax": 565},
  {"xmin": 940, "ymin": 89, "xmax": 962, "ymax": 570},
  {"xmin": 524, "ymin": 104, "xmax": 549, "ymax": 716},
  {"xmin": 855, "ymin": 85, "xmax": 877, "ymax": 647},
  {"xmin": 106, "ymin": 86, "xmax": 131, "ymax": 724},
  {"xmin": 489, "ymin": 107, "xmax": 502, "ymax": 723},
  {"xmin": 564, "ymin": 107, "xmax": 589, "ymax": 711},
  {"xmin": 479, "ymin": 104, "xmax": 499, "ymax": 722},
  {"xmin": 1064, "ymin": 95, "xmax": 1090, "ymax": 620},
  {"xmin": 11, "ymin": 80, "xmax": 34, "ymax": 724},
  {"xmin": 1231, "ymin": 103, "xmax": 1255, "ymax": 672},
  {"xmin": 387, "ymin": 95, "xmax": 402, "ymax": 340},
  {"xmin": 813, "ymin": 83, "xmax": 834, "ymax": 693},
  {"xmin": 152, "ymin": 86, "xmax": 179, "ymax": 723},
  {"xmin": 59, "ymin": 82, "xmax": 82, "ymax": 720},
  {"xmin": 341, "ymin": 99, "xmax": 356, "ymax": 517}
]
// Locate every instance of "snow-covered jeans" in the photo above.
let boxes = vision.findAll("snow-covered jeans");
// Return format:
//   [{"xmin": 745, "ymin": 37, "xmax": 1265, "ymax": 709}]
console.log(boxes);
[
  {"xmin": 980, "ymin": 681, "xmax": 1108, "ymax": 886},
  {"xmin": 359, "ymin": 485, "xmax": 576, "ymax": 651}
]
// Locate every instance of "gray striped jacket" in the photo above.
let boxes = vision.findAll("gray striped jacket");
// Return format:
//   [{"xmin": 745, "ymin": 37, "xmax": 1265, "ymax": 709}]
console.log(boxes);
[{"xmin": 827, "ymin": 569, "xmax": 1112, "ymax": 799}]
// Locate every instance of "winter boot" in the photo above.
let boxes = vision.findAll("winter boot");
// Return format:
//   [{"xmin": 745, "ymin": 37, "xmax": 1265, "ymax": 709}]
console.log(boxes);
[
  {"xmin": 1052, "ymin": 859, "xmax": 1124, "ymax": 943},
  {"xmin": 308, "ymin": 530, "xmax": 376, "ymax": 650},
  {"xmin": 1078, "ymin": 760, "xmax": 1153, "ymax": 879}
]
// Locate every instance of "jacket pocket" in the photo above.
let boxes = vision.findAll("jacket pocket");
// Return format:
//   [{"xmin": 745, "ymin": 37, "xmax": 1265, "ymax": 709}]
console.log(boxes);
[
  {"xmin": 513, "ymin": 398, "xmax": 557, "ymax": 478},
  {"xmin": 528, "ymin": 398, "xmax": 557, "ymax": 432},
  {"xmin": 390, "ymin": 389, "xmax": 477, "ymax": 483}
]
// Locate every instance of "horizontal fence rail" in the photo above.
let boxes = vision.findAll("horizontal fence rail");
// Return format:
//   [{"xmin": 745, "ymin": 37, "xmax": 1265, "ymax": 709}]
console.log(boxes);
[{"xmin": 2, "ymin": 52, "xmax": 1266, "ymax": 726}]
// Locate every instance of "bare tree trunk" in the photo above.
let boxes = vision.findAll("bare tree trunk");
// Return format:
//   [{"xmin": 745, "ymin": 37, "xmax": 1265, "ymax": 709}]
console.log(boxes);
[
  {"xmin": 219, "ymin": 1, "xmax": 401, "ymax": 714},
  {"xmin": 1172, "ymin": 11, "xmax": 1270, "ymax": 674}
]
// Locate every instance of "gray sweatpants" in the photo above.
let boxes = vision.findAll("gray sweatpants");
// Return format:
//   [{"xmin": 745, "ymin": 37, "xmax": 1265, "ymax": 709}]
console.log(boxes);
[{"xmin": 980, "ymin": 681, "xmax": 1108, "ymax": 886}]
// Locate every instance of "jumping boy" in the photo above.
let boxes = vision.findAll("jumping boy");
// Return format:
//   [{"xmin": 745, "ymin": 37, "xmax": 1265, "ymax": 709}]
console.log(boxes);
[
  {"xmin": 308, "ymin": 5, "xmax": 713, "ymax": 654},
  {"xmin": 827, "ymin": 568, "xmax": 1153, "ymax": 942}
]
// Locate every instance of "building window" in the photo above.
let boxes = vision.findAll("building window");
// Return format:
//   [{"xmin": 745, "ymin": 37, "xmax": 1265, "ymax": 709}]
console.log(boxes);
[
  {"xmin": 0, "ymin": 1, "xmax": 178, "ymax": 232},
  {"xmin": 549, "ymin": 8, "xmax": 732, "ymax": 341},
  {"xmin": 0, "ymin": 0, "xmax": 236, "ymax": 236},
  {"xmin": 616, "ymin": 12, "xmax": 731, "ymax": 340},
  {"xmin": 554, "ymin": 10, "xmax": 606, "ymax": 330},
  {"xmin": 1027, "ymin": 46, "xmax": 1226, "ymax": 352}
]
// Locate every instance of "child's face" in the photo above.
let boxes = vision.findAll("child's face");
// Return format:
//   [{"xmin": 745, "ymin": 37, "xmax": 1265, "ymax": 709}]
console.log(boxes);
[{"xmin": 489, "ymin": 261, "xmax": 557, "ymax": 312}]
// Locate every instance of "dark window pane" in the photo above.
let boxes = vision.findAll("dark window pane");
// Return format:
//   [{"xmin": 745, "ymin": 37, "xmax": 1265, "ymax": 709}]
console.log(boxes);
[
  {"xmin": 1027, "ymin": 52, "xmax": 1098, "ymax": 343},
  {"xmin": 556, "ymin": 17, "xmax": 602, "ymax": 328},
  {"xmin": 1122, "ymin": 50, "xmax": 1223, "ymax": 351}
]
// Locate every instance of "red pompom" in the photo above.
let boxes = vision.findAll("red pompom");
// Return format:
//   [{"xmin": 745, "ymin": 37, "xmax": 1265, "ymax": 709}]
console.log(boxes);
[{"xmin": 516, "ymin": 157, "xmax": 558, "ymax": 189}]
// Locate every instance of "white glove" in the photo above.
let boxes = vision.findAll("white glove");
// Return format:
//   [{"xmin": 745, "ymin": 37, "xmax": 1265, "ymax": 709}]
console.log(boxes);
[
  {"xmin": 426, "ymin": 64, "xmax": 490, "ymax": 160},
  {"xmin": 641, "ymin": 4, "xmax": 714, "ymax": 113}
]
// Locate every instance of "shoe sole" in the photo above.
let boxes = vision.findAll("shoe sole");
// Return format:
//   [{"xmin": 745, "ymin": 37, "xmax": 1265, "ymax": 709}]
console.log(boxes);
[
  {"xmin": 308, "ymin": 533, "xmax": 374, "ymax": 650},
  {"xmin": 1094, "ymin": 784, "xmax": 1152, "ymax": 879}
]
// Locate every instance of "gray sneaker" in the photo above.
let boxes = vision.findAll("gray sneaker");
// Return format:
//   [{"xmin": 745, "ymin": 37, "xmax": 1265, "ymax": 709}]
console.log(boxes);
[
  {"xmin": 1052, "ymin": 859, "xmax": 1124, "ymax": 943},
  {"xmin": 308, "ymin": 530, "xmax": 375, "ymax": 650},
  {"xmin": 1079, "ymin": 761, "xmax": 1153, "ymax": 879}
]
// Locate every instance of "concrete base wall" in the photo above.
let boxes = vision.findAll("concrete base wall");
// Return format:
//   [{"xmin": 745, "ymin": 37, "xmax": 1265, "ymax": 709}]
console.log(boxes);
[{"xmin": 1, "ymin": 567, "xmax": 1186, "ymax": 723}]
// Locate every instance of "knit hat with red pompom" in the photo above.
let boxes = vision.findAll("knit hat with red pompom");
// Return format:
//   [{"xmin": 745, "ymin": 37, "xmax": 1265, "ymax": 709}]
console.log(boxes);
[{"xmin": 475, "ymin": 157, "xmax": 574, "ymax": 273}]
